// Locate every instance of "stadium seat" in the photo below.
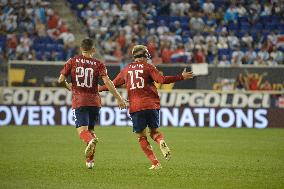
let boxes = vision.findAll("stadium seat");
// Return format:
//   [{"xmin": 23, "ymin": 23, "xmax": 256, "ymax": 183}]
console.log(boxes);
[{"xmin": 218, "ymin": 49, "xmax": 231, "ymax": 57}]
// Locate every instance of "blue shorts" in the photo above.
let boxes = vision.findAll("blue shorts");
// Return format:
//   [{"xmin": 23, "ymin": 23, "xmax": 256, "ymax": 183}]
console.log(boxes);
[
  {"xmin": 130, "ymin": 109, "xmax": 160, "ymax": 133},
  {"xmin": 73, "ymin": 106, "xmax": 100, "ymax": 129}
]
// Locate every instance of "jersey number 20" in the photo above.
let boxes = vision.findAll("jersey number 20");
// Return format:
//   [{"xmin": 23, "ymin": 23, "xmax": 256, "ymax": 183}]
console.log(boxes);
[
  {"xmin": 76, "ymin": 67, "xmax": 94, "ymax": 88},
  {"xmin": 128, "ymin": 70, "xmax": 144, "ymax": 90}
]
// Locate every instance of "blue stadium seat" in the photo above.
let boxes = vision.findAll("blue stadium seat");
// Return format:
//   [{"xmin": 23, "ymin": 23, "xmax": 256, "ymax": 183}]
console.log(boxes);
[
  {"xmin": 218, "ymin": 49, "xmax": 231, "ymax": 57},
  {"xmin": 227, "ymin": 23, "xmax": 239, "ymax": 31},
  {"xmin": 251, "ymin": 23, "xmax": 263, "ymax": 31},
  {"xmin": 264, "ymin": 23, "xmax": 277, "ymax": 30},
  {"xmin": 238, "ymin": 16, "xmax": 249, "ymax": 23},
  {"xmin": 170, "ymin": 16, "xmax": 181, "ymax": 23},
  {"xmin": 271, "ymin": 15, "xmax": 281, "ymax": 23},
  {"xmin": 180, "ymin": 16, "xmax": 189, "ymax": 24},
  {"xmin": 207, "ymin": 54, "xmax": 215, "ymax": 64},
  {"xmin": 240, "ymin": 22, "xmax": 250, "ymax": 31},
  {"xmin": 260, "ymin": 15, "xmax": 271, "ymax": 23}
]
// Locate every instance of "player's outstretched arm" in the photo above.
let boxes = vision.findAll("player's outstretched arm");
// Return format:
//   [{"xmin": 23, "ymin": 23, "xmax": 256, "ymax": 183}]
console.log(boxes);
[
  {"xmin": 101, "ymin": 75, "xmax": 127, "ymax": 109},
  {"xmin": 58, "ymin": 74, "xmax": 72, "ymax": 91},
  {"xmin": 150, "ymin": 65, "xmax": 194, "ymax": 84}
]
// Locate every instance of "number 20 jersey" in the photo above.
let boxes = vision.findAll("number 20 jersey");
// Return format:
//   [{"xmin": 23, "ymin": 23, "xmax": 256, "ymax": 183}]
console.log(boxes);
[
  {"xmin": 60, "ymin": 55, "xmax": 107, "ymax": 109},
  {"xmin": 99, "ymin": 61, "xmax": 183, "ymax": 113}
]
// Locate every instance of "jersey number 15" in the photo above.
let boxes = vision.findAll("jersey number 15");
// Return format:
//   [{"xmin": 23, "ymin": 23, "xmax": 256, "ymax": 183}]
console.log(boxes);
[{"xmin": 128, "ymin": 70, "xmax": 144, "ymax": 90}]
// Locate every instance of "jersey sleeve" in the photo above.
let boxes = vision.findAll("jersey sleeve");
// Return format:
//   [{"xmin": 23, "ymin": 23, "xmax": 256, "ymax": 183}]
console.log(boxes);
[
  {"xmin": 60, "ymin": 58, "xmax": 72, "ymax": 77},
  {"xmin": 98, "ymin": 70, "xmax": 125, "ymax": 92},
  {"xmin": 148, "ymin": 64, "xmax": 184, "ymax": 84},
  {"xmin": 98, "ymin": 62, "xmax": 107, "ymax": 77}
]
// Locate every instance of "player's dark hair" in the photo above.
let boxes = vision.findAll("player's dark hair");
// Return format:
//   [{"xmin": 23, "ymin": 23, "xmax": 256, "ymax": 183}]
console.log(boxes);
[{"xmin": 81, "ymin": 38, "xmax": 94, "ymax": 52}]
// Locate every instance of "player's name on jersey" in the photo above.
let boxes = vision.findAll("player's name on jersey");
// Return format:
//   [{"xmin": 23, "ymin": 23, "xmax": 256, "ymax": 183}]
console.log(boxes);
[
  {"xmin": 128, "ymin": 64, "xmax": 144, "ymax": 69},
  {"xmin": 75, "ymin": 58, "xmax": 97, "ymax": 65}
]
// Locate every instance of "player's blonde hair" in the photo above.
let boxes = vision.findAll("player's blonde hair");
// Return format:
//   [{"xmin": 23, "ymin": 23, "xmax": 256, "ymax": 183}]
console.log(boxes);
[{"xmin": 132, "ymin": 45, "xmax": 151, "ymax": 59}]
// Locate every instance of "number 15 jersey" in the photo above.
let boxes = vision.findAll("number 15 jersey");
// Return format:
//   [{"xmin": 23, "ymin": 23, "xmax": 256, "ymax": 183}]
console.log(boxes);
[
  {"xmin": 99, "ymin": 61, "xmax": 184, "ymax": 113},
  {"xmin": 60, "ymin": 55, "xmax": 107, "ymax": 109}
]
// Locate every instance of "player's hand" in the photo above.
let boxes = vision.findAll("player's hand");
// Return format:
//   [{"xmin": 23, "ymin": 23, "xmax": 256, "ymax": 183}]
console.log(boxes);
[
  {"xmin": 182, "ymin": 68, "xmax": 195, "ymax": 80},
  {"xmin": 117, "ymin": 98, "xmax": 127, "ymax": 109},
  {"xmin": 65, "ymin": 82, "xmax": 72, "ymax": 91}
]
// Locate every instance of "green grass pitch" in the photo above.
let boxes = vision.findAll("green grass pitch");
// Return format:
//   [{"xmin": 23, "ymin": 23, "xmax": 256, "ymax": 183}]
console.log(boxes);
[{"xmin": 0, "ymin": 126, "xmax": 283, "ymax": 189}]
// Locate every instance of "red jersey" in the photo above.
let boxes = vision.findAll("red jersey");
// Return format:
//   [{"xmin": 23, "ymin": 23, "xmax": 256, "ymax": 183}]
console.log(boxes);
[
  {"xmin": 60, "ymin": 55, "xmax": 107, "ymax": 109},
  {"xmin": 99, "ymin": 61, "xmax": 183, "ymax": 113}
]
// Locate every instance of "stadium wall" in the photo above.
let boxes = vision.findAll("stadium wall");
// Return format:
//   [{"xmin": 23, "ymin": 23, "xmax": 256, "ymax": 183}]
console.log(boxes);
[
  {"xmin": 8, "ymin": 61, "xmax": 284, "ymax": 90},
  {"xmin": 0, "ymin": 87, "xmax": 283, "ymax": 128}
]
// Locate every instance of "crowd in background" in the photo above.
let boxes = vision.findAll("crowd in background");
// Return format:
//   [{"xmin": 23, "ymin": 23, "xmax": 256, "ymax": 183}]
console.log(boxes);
[
  {"xmin": 1, "ymin": 0, "xmax": 284, "ymax": 65},
  {"xmin": 71, "ymin": 0, "xmax": 284, "ymax": 65},
  {"xmin": 0, "ymin": 0, "xmax": 77, "ymax": 62}
]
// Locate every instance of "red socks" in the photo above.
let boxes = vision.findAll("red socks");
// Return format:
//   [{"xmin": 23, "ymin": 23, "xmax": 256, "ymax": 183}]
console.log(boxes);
[
  {"xmin": 150, "ymin": 132, "xmax": 164, "ymax": 144},
  {"xmin": 79, "ymin": 130, "xmax": 94, "ymax": 144},
  {"xmin": 138, "ymin": 136, "xmax": 159, "ymax": 165}
]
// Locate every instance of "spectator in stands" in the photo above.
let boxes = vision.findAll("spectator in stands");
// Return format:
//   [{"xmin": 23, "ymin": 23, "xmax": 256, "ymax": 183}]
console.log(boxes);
[
  {"xmin": 217, "ymin": 30, "xmax": 229, "ymax": 49},
  {"xmin": 224, "ymin": 4, "xmax": 238, "ymax": 23},
  {"xmin": 261, "ymin": 2, "xmax": 272, "ymax": 16},
  {"xmin": 6, "ymin": 34, "xmax": 17, "ymax": 59},
  {"xmin": 206, "ymin": 31, "xmax": 217, "ymax": 44},
  {"xmin": 170, "ymin": 1, "xmax": 190, "ymax": 16},
  {"xmin": 5, "ymin": 14, "xmax": 17, "ymax": 33},
  {"xmin": 267, "ymin": 31, "xmax": 278, "ymax": 45},
  {"xmin": 146, "ymin": 36, "xmax": 157, "ymax": 57},
  {"xmin": 257, "ymin": 47, "xmax": 270, "ymax": 65},
  {"xmin": 16, "ymin": 42, "xmax": 28, "ymax": 60},
  {"xmin": 2, "ymin": 0, "xmax": 284, "ymax": 65},
  {"xmin": 243, "ymin": 47, "xmax": 257, "ymax": 64},
  {"xmin": 157, "ymin": 20, "xmax": 169, "ymax": 36},
  {"xmin": 248, "ymin": 1, "xmax": 261, "ymax": 23},
  {"xmin": 236, "ymin": 3, "xmax": 247, "ymax": 18},
  {"xmin": 59, "ymin": 29, "xmax": 75, "ymax": 47},
  {"xmin": 270, "ymin": 46, "xmax": 283, "ymax": 64},
  {"xmin": 193, "ymin": 46, "xmax": 206, "ymax": 63},
  {"xmin": 267, "ymin": 56, "xmax": 278, "ymax": 66},
  {"xmin": 190, "ymin": 12, "xmax": 205, "ymax": 33},
  {"xmin": 184, "ymin": 37, "xmax": 194, "ymax": 52},
  {"xmin": 227, "ymin": 31, "xmax": 240, "ymax": 49},
  {"xmin": 219, "ymin": 55, "xmax": 230, "ymax": 65},
  {"xmin": 161, "ymin": 41, "xmax": 173, "ymax": 63},
  {"xmin": 20, "ymin": 32, "xmax": 32, "ymax": 51},
  {"xmin": 202, "ymin": 0, "xmax": 215, "ymax": 14},
  {"xmin": 193, "ymin": 32, "xmax": 205, "ymax": 45},
  {"xmin": 204, "ymin": 13, "xmax": 217, "ymax": 32},
  {"xmin": 35, "ymin": 17, "xmax": 47, "ymax": 37},
  {"xmin": 170, "ymin": 21, "xmax": 183, "ymax": 36},
  {"xmin": 152, "ymin": 51, "xmax": 163, "ymax": 65},
  {"xmin": 241, "ymin": 32, "xmax": 253, "ymax": 48},
  {"xmin": 231, "ymin": 46, "xmax": 244, "ymax": 65}
]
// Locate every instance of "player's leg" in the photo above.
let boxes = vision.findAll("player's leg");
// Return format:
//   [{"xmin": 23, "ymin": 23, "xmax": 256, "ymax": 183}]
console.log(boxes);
[
  {"xmin": 85, "ymin": 107, "xmax": 100, "ymax": 167},
  {"xmin": 131, "ymin": 111, "xmax": 160, "ymax": 169},
  {"xmin": 73, "ymin": 107, "xmax": 98, "ymax": 168},
  {"xmin": 147, "ymin": 109, "xmax": 171, "ymax": 160},
  {"xmin": 74, "ymin": 107, "xmax": 93, "ymax": 143}
]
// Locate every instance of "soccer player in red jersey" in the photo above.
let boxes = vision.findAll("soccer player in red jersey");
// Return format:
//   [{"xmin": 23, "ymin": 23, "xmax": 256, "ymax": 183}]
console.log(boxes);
[
  {"xmin": 99, "ymin": 45, "xmax": 194, "ymax": 169},
  {"xmin": 58, "ymin": 38, "xmax": 127, "ymax": 169}
]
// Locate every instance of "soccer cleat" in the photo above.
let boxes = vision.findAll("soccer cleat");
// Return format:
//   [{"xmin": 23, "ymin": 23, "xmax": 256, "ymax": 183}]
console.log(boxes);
[
  {"xmin": 86, "ymin": 159, "xmax": 94, "ymax": 169},
  {"xmin": 159, "ymin": 140, "xmax": 171, "ymax": 160},
  {"xmin": 149, "ymin": 163, "xmax": 162, "ymax": 170},
  {"xmin": 85, "ymin": 137, "xmax": 98, "ymax": 159}
]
